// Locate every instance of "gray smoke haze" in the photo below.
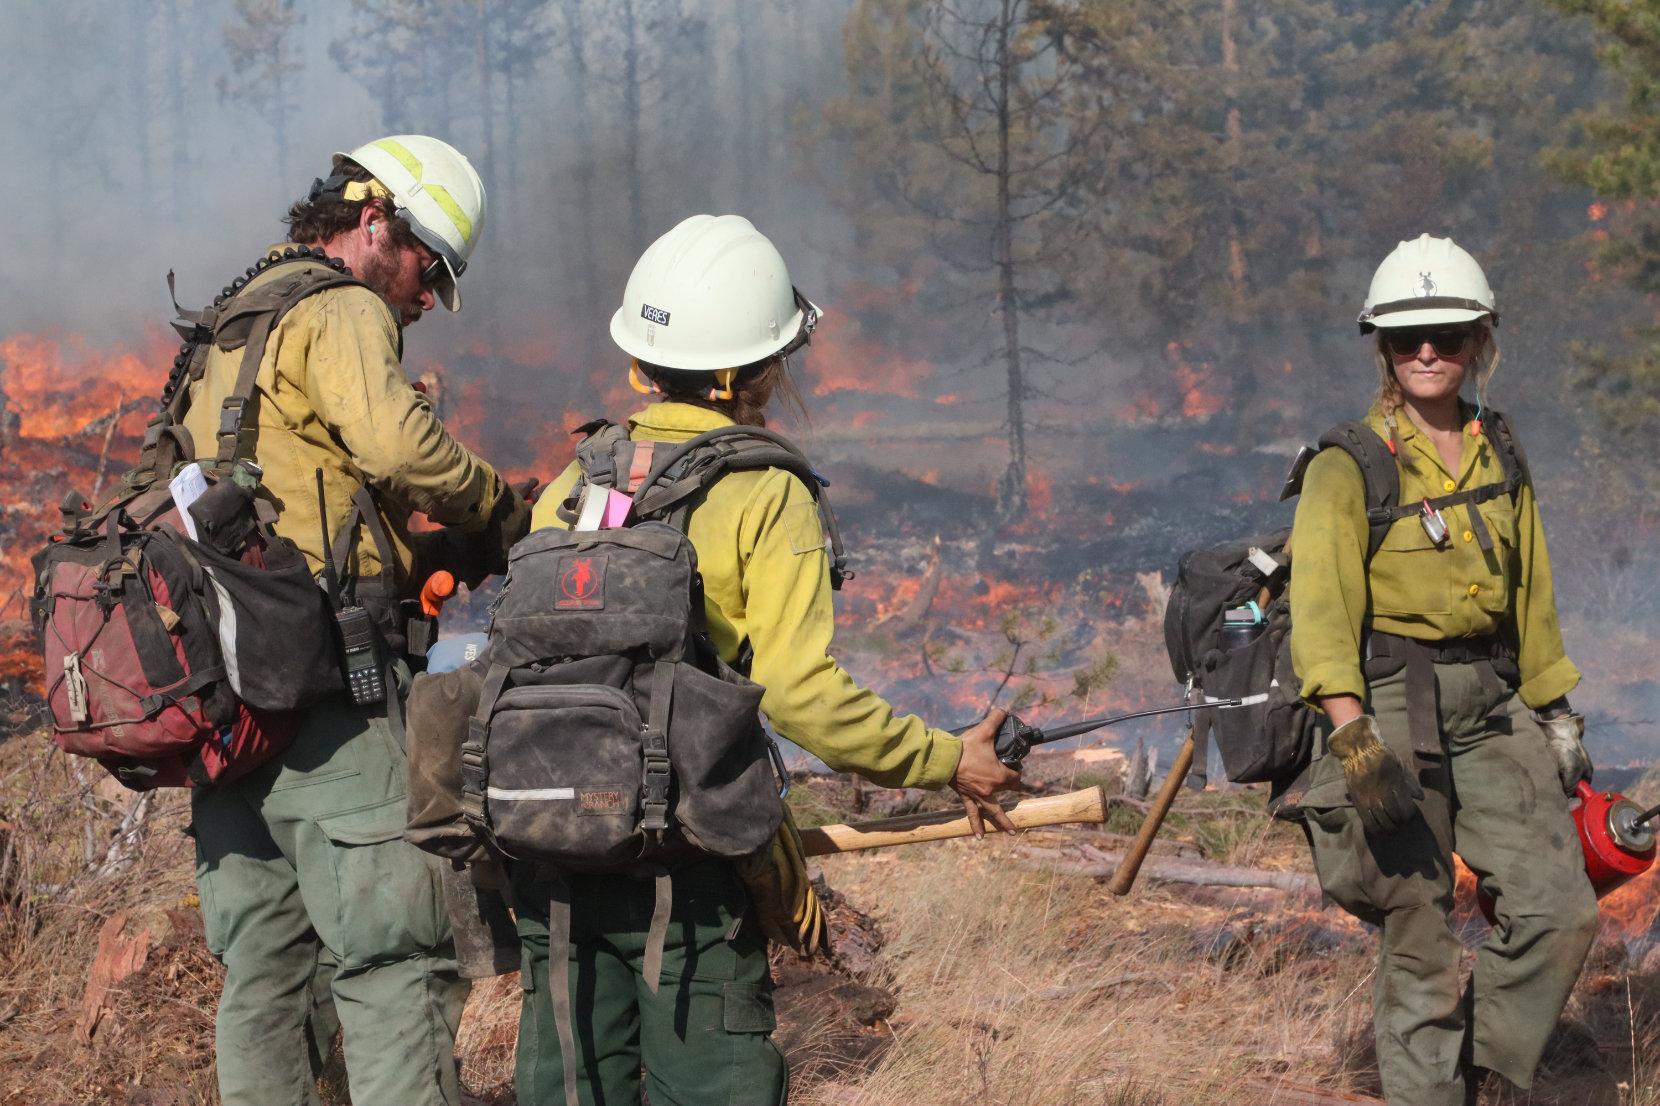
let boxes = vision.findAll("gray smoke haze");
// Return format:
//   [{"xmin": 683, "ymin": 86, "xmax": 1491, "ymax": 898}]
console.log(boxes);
[
  {"xmin": 0, "ymin": 0, "xmax": 852, "ymax": 364},
  {"xmin": 3, "ymin": 0, "xmax": 1657, "ymax": 761}
]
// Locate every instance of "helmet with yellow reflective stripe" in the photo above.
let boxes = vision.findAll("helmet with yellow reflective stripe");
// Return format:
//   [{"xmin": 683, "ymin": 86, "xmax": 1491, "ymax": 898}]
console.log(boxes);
[{"xmin": 338, "ymin": 134, "xmax": 485, "ymax": 312}]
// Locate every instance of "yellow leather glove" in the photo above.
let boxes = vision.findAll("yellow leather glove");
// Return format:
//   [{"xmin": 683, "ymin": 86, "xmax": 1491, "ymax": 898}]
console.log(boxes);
[
  {"xmin": 1327, "ymin": 715, "xmax": 1423, "ymax": 836},
  {"xmin": 736, "ymin": 806, "xmax": 830, "ymax": 957}
]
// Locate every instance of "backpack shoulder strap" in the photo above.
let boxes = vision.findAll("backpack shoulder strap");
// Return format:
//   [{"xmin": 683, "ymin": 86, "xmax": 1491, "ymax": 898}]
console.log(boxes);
[
  {"xmin": 551, "ymin": 420, "xmax": 629, "ymax": 529},
  {"xmin": 1479, "ymin": 409, "xmax": 1531, "ymax": 496},
  {"xmin": 631, "ymin": 425, "xmax": 852, "ymax": 588},
  {"xmin": 1316, "ymin": 420, "xmax": 1400, "ymax": 561},
  {"xmin": 208, "ymin": 251, "xmax": 365, "ymax": 469}
]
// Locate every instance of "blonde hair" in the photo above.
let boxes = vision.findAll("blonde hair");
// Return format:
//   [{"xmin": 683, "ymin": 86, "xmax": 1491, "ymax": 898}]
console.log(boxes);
[{"xmin": 1371, "ymin": 323, "xmax": 1499, "ymax": 463}]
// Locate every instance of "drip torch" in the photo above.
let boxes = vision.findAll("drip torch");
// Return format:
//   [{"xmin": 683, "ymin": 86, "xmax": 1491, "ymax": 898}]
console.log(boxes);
[
  {"xmin": 970, "ymin": 699, "xmax": 1247, "ymax": 771},
  {"xmin": 1478, "ymin": 778, "xmax": 1658, "ymax": 925}
]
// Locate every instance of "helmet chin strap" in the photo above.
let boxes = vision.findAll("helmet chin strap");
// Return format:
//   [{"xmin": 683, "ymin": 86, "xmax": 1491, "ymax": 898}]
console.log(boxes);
[
  {"xmin": 629, "ymin": 360, "xmax": 661, "ymax": 395},
  {"xmin": 707, "ymin": 369, "xmax": 736, "ymax": 401}
]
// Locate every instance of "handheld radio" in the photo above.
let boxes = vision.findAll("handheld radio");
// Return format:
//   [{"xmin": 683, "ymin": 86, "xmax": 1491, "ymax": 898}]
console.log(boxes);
[{"xmin": 316, "ymin": 470, "xmax": 386, "ymax": 706}]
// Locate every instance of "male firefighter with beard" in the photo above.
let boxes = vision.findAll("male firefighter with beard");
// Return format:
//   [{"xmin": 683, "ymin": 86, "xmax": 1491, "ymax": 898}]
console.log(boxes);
[{"xmin": 181, "ymin": 135, "xmax": 530, "ymax": 1106}]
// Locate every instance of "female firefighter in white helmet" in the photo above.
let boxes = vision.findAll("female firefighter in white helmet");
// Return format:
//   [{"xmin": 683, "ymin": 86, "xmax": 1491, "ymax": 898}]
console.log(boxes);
[
  {"xmin": 507, "ymin": 214, "xmax": 1020, "ymax": 1105},
  {"xmin": 1284, "ymin": 233, "xmax": 1595, "ymax": 1105}
]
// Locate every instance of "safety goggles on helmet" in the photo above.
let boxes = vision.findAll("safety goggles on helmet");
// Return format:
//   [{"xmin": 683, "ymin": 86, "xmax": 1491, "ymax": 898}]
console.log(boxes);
[
  {"xmin": 778, "ymin": 286, "xmax": 821, "ymax": 360},
  {"xmin": 1382, "ymin": 328, "xmax": 1475, "ymax": 359}
]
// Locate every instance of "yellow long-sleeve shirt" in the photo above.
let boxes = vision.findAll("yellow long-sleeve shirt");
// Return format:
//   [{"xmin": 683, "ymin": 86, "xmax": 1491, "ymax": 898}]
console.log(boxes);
[
  {"xmin": 1289, "ymin": 406, "xmax": 1578, "ymax": 710},
  {"xmin": 181, "ymin": 246, "xmax": 506, "ymax": 594},
  {"xmin": 530, "ymin": 402, "xmax": 962, "ymax": 790}
]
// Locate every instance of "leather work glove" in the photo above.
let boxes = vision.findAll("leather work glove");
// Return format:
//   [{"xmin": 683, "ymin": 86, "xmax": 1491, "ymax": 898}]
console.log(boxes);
[
  {"xmin": 736, "ymin": 806, "xmax": 830, "ymax": 958},
  {"xmin": 487, "ymin": 478, "xmax": 536, "ymax": 561},
  {"xmin": 1536, "ymin": 709, "xmax": 1592, "ymax": 795},
  {"xmin": 431, "ymin": 479, "xmax": 536, "ymax": 590},
  {"xmin": 1326, "ymin": 715, "xmax": 1424, "ymax": 836}
]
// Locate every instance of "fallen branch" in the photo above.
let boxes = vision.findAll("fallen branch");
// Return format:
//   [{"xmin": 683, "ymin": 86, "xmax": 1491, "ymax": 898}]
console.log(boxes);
[
  {"xmin": 875, "ymin": 535, "xmax": 941, "ymax": 630},
  {"xmin": 1021, "ymin": 848, "xmax": 1319, "ymax": 895},
  {"xmin": 90, "ymin": 792, "xmax": 153, "ymax": 881}
]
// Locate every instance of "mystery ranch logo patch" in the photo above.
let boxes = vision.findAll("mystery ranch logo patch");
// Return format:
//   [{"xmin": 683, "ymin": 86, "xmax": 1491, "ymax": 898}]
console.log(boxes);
[
  {"xmin": 554, "ymin": 554, "xmax": 606, "ymax": 610},
  {"xmin": 640, "ymin": 303, "xmax": 671, "ymax": 326},
  {"xmin": 579, "ymin": 789, "xmax": 627, "ymax": 815}
]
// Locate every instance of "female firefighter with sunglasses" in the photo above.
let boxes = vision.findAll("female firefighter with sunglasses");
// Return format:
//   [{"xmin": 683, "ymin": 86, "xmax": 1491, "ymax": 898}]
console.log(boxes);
[
  {"xmin": 1285, "ymin": 234, "xmax": 1595, "ymax": 1106},
  {"xmin": 502, "ymin": 215, "xmax": 1018, "ymax": 1106}
]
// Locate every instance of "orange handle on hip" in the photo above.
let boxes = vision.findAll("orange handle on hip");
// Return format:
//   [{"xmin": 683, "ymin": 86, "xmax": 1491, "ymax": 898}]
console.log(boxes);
[{"xmin": 420, "ymin": 570, "xmax": 456, "ymax": 617}]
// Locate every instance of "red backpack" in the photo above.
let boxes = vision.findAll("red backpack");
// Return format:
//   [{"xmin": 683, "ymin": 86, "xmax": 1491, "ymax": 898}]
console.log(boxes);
[{"xmin": 32, "ymin": 248, "xmax": 357, "ymax": 789}]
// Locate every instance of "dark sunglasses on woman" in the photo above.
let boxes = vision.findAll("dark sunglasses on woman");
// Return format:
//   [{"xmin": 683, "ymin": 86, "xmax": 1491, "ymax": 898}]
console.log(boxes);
[{"xmin": 1383, "ymin": 328, "xmax": 1473, "ymax": 358}]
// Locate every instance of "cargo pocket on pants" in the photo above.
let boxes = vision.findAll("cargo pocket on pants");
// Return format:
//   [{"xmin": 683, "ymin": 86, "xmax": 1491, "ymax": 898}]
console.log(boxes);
[
  {"xmin": 314, "ymin": 796, "xmax": 445, "ymax": 965},
  {"xmin": 722, "ymin": 982, "xmax": 777, "ymax": 1033},
  {"xmin": 722, "ymin": 982, "xmax": 787, "ymax": 1106}
]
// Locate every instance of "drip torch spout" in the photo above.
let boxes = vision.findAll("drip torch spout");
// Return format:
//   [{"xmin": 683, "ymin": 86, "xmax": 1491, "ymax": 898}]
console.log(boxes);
[{"xmin": 1633, "ymin": 803, "xmax": 1660, "ymax": 830}]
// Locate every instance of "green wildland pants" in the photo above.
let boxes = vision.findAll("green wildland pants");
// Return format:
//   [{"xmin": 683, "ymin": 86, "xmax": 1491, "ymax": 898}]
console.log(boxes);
[
  {"xmin": 510, "ymin": 857, "xmax": 787, "ymax": 1106},
  {"xmin": 192, "ymin": 697, "xmax": 468, "ymax": 1106},
  {"xmin": 1298, "ymin": 662, "xmax": 1598, "ymax": 1106}
]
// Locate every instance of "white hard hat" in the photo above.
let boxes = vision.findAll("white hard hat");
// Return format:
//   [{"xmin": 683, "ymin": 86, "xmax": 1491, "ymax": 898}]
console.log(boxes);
[
  {"xmin": 337, "ymin": 135, "xmax": 486, "ymax": 312},
  {"xmin": 610, "ymin": 214, "xmax": 823, "ymax": 371},
  {"xmin": 1358, "ymin": 233, "xmax": 1496, "ymax": 333}
]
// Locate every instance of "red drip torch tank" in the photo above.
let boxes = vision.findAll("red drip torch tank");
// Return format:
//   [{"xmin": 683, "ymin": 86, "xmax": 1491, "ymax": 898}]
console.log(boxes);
[
  {"xmin": 1574, "ymin": 778, "xmax": 1657, "ymax": 897},
  {"xmin": 1476, "ymin": 779, "xmax": 1655, "ymax": 926}
]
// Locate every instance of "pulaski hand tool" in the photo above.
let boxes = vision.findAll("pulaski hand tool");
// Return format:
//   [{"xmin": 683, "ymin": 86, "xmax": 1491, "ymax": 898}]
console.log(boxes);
[
  {"xmin": 960, "ymin": 698, "xmax": 1247, "ymax": 771},
  {"xmin": 795, "ymin": 787, "xmax": 1108, "ymax": 856}
]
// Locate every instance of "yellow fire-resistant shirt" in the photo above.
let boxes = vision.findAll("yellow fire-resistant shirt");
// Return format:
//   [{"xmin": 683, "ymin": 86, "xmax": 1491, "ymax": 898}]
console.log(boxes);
[
  {"xmin": 181, "ymin": 246, "xmax": 506, "ymax": 595},
  {"xmin": 1289, "ymin": 405, "xmax": 1579, "ymax": 710},
  {"xmin": 530, "ymin": 402, "xmax": 963, "ymax": 790}
]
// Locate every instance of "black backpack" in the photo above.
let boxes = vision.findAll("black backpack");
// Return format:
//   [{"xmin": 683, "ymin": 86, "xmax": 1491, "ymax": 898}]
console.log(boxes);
[
  {"xmin": 456, "ymin": 420, "xmax": 850, "ymax": 1106},
  {"xmin": 1162, "ymin": 412, "xmax": 1529, "ymax": 787}
]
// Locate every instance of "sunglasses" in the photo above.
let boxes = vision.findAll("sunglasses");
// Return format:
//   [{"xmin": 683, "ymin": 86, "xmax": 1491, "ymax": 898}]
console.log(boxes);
[
  {"xmin": 1383, "ymin": 329, "xmax": 1473, "ymax": 358},
  {"xmin": 417, "ymin": 252, "xmax": 448, "ymax": 291}
]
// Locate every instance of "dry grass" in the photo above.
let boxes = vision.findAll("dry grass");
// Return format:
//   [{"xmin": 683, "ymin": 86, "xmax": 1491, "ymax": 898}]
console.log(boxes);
[
  {"xmin": 795, "ymin": 833, "xmax": 1375, "ymax": 1106},
  {"xmin": 0, "ymin": 735, "xmax": 217, "ymax": 1105},
  {"xmin": 12, "ymin": 727, "xmax": 1660, "ymax": 1106}
]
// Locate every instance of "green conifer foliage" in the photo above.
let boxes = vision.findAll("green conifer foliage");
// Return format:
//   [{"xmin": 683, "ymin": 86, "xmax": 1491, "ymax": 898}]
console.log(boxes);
[{"xmin": 1546, "ymin": 0, "xmax": 1660, "ymax": 447}]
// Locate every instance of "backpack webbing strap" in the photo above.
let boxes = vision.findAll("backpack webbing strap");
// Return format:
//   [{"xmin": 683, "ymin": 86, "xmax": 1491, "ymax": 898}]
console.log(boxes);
[
  {"xmin": 213, "ymin": 268, "xmax": 363, "ymax": 467},
  {"xmin": 630, "ymin": 426, "xmax": 852, "ymax": 588},
  {"xmin": 640, "ymin": 659, "xmax": 675, "ymax": 835},
  {"xmin": 1317, "ymin": 422, "xmax": 1399, "ymax": 561},
  {"xmin": 1327, "ymin": 412, "xmax": 1530, "ymax": 555},
  {"xmin": 1185, "ymin": 685, "xmax": 1211, "ymax": 791},
  {"xmin": 546, "ymin": 871, "xmax": 580, "ymax": 1106},
  {"xmin": 460, "ymin": 662, "xmax": 512, "ymax": 835},
  {"xmin": 643, "ymin": 866, "xmax": 672, "ymax": 997},
  {"xmin": 1483, "ymin": 409, "xmax": 1531, "ymax": 489}
]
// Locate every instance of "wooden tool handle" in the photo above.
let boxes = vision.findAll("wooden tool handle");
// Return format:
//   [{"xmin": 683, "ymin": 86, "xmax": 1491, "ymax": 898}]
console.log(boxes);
[
  {"xmin": 798, "ymin": 786, "xmax": 1107, "ymax": 857},
  {"xmin": 1107, "ymin": 728, "xmax": 1195, "ymax": 896}
]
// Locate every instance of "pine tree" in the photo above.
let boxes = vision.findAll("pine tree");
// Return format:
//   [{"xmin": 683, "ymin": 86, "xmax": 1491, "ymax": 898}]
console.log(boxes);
[
  {"xmin": 218, "ymin": 0, "xmax": 306, "ymax": 184},
  {"xmin": 822, "ymin": 0, "xmax": 1105, "ymax": 518},
  {"xmin": 1544, "ymin": 0, "xmax": 1660, "ymax": 449}
]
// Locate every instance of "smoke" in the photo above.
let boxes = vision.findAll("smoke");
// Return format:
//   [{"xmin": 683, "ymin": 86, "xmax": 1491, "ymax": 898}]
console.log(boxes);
[
  {"xmin": 2, "ymin": 1, "xmax": 1657, "ymax": 757},
  {"xmin": 0, "ymin": 1, "xmax": 854, "ymax": 367}
]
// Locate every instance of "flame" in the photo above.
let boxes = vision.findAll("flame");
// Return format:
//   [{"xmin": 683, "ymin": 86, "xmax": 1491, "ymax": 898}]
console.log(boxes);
[
  {"xmin": 1169, "ymin": 341, "xmax": 1226, "ymax": 420},
  {"xmin": 1597, "ymin": 864, "xmax": 1660, "ymax": 941},
  {"xmin": 0, "ymin": 330, "xmax": 170, "ymax": 438},
  {"xmin": 801, "ymin": 282, "xmax": 936, "ymax": 400},
  {"xmin": 1025, "ymin": 468, "xmax": 1053, "ymax": 518},
  {"xmin": 0, "ymin": 331, "xmax": 179, "ymax": 690}
]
